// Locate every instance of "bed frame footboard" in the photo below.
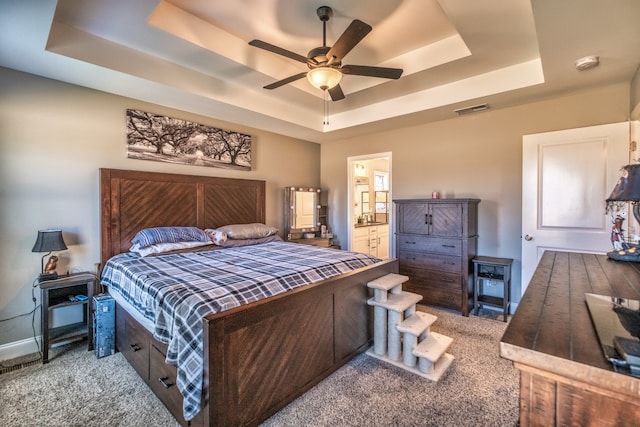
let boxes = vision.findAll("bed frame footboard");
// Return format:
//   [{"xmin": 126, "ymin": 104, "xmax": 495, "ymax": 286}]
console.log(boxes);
[{"xmin": 202, "ymin": 259, "xmax": 398, "ymax": 426}]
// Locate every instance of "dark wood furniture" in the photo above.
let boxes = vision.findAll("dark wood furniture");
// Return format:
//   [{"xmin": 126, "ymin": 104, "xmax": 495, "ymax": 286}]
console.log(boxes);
[
  {"xmin": 500, "ymin": 251, "xmax": 640, "ymax": 426},
  {"xmin": 40, "ymin": 273, "xmax": 95, "ymax": 363},
  {"xmin": 394, "ymin": 199, "xmax": 479, "ymax": 316},
  {"xmin": 473, "ymin": 256, "xmax": 512, "ymax": 322},
  {"xmin": 283, "ymin": 187, "xmax": 338, "ymax": 247},
  {"xmin": 100, "ymin": 168, "xmax": 398, "ymax": 426},
  {"xmin": 292, "ymin": 236, "xmax": 332, "ymax": 247}
]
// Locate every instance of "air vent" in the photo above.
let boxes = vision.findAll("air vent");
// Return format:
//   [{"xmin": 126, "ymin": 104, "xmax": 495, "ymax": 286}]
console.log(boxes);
[{"xmin": 454, "ymin": 103, "xmax": 489, "ymax": 115}]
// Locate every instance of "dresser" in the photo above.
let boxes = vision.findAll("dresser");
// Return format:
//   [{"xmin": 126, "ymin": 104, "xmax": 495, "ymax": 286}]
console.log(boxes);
[
  {"xmin": 501, "ymin": 251, "xmax": 640, "ymax": 426},
  {"xmin": 394, "ymin": 199, "xmax": 479, "ymax": 316}
]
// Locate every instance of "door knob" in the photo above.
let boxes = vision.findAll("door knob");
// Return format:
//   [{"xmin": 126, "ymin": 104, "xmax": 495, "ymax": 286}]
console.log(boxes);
[{"xmin": 524, "ymin": 234, "xmax": 534, "ymax": 241}]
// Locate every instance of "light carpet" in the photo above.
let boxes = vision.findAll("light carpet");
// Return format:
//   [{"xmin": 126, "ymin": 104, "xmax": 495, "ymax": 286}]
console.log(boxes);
[{"xmin": 0, "ymin": 306, "xmax": 518, "ymax": 426}]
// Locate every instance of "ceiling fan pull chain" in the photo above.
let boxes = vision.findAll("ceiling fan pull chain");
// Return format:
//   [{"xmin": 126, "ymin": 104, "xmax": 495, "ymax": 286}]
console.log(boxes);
[{"xmin": 323, "ymin": 90, "xmax": 329, "ymax": 125}]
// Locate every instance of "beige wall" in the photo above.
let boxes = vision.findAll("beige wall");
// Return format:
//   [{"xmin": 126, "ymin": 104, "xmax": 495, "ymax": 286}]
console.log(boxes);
[
  {"xmin": 0, "ymin": 67, "xmax": 319, "ymax": 351},
  {"xmin": 321, "ymin": 83, "xmax": 631, "ymax": 305},
  {"xmin": 631, "ymin": 65, "xmax": 640, "ymax": 119}
]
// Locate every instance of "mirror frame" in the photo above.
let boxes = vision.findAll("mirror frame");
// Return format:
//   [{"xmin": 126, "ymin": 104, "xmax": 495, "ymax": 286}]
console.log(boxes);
[{"xmin": 285, "ymin": 187, "xmax": 322, "ymax": 237}]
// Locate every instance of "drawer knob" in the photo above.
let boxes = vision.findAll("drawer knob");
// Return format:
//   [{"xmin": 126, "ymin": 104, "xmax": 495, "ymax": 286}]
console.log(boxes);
[
  {"xmin": 442, "ymin": 244, "xmax": 455, "ymax": 248},
  {"xmin": 159, "ymin": 376, "xmax": 174, "ymax": 389},
  {"xmin": 405, "ymin": 241, "xmax": 416, "ymax": 244},
  {"xmin": 129, "ymin": 343, "xmax": 141, "ymax": 352}
]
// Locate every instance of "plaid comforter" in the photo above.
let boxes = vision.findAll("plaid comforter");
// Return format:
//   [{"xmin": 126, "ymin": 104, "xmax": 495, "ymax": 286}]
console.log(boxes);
[{"xmin": 101, "ymin": 241, "xmax": 380, "ymax": 421}]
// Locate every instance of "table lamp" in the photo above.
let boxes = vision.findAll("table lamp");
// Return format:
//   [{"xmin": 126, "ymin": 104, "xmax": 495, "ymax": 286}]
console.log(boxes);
[
  {"xmin": 606, "ymin": 164, "xmax": 640, "ymax": 261},
  {"xmin": 32, "ymin": 229, "xmax": 67, "ymax": 280}
]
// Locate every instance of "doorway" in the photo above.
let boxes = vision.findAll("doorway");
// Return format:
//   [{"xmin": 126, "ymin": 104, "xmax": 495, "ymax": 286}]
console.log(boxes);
[{"xmin": 348, "ymin": 153, "xmax": 392, "ymax": 259}]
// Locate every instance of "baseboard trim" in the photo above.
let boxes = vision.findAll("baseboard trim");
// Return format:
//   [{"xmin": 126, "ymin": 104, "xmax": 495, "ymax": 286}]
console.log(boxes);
[{"xmin": 0, "ymin": 336, "xmax": 42, "ymax": 362}]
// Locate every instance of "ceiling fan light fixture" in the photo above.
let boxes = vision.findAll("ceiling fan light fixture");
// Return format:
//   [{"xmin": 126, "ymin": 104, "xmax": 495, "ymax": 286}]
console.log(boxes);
[{"xmin": 307, "ymin": 67, "xmax": 342, "ymax": 90}]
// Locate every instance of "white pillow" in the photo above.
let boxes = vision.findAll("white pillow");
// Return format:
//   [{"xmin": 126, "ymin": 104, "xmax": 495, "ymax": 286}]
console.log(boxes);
[{"xmin": 130, "ymin": 240, "xmax": 213, "ymax": 257}]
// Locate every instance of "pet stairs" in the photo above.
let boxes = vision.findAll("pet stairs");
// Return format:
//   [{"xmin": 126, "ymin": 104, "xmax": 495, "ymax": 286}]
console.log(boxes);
[{"xmin": 366, "ymin": 273, "xmax": 454, "ymax": 381}]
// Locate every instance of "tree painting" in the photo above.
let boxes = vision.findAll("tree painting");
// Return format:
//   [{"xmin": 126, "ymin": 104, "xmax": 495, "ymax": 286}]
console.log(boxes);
[{"xmin": 126, "ymin": 109, "xmax": 251, "ymax": 170}]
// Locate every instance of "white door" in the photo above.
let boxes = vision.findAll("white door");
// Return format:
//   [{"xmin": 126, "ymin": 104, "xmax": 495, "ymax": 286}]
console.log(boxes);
[{"xmin": 522, "ymin": 122, "xmax": 629, "ymax": 294}]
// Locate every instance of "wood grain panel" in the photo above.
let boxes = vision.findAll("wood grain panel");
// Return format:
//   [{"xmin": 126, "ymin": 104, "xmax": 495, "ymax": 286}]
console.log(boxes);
[
  {"xmin": 501, "ymin": 251, "xmax": 553, "ymax": 349},
  {"xmin": 203, "ymin": 259, "xmax": 398, "ymax": 426},
  {"xmin": 557, "ymin": 381, "xmax": 640, "ymax": 427},
  {"xmin": 226, "ymin": 295, "xmax": 334, "ymax": 426},
  {"xmin": 120, "ymin": 180, "xmax": 198, "ymax": 246},
  {"xmin": 400, "ymin": 204, "xmax": 429, "ymax": 234},
  {"xmin": 520, "ymin": 370, "xmax": 557, "ymax": 427},
  {"xmin": 503, "ymin": 252, "xmax": 640, "ymax": 425},
  {"xmin": 430, "ymin": 203, "xmax": 462, "ymax": 236},
  {"xmin": 100, "ymin": 168, "xmax": 265, "ymax": 266},
  {"xmin": 568, "ymin": 253, "xmax": 607, "ymax": 367},
  {"xmin": 202, "ymin": 181, "xmax": 265, "ymax": 228},
  {"xmin": 535, "ymin": 252, "xmax": 571, "ymax": 358}
]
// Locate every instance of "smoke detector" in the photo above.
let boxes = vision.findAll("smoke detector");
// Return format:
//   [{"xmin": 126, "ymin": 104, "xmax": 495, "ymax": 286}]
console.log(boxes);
[{"xmin": 575, "ymin": 55, "xmax": 599, "ymax": 71}]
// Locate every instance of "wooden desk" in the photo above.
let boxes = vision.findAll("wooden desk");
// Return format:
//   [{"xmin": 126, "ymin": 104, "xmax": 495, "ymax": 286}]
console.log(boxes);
[{"xmin": 500, "ymin": 251, "xmax": 640, "ymax": 426}]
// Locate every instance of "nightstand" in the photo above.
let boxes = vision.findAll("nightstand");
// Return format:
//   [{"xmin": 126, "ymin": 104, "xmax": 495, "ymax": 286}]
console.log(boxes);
[
  {"xmin": 473, "ymin": 256, "xmax": 512, "ymax": 322},
  {"xmin": 40, "ymin": 273, "xmax": 96, "ymax": 363}
]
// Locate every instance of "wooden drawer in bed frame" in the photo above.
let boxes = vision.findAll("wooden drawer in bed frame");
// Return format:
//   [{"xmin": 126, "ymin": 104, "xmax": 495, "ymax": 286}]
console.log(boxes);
[{"xmin": 116, "ymin": 304, "xmax": 206, "ymax": 426}]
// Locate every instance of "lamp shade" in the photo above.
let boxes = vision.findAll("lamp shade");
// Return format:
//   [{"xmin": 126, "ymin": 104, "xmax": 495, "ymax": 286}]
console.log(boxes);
[
  {"xmin": 32, "ymin": 229, "xmax": 67, "ymax": 253},
  {"xmin": 306, "ymin": 67, "xmax": 342, "ymax": 90},
  {"xmin": 607, "ymin": 164, "xmax": 640, "ymax": 202}
]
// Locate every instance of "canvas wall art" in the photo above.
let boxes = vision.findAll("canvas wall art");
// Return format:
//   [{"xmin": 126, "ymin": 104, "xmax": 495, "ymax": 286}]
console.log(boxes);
[{"xmin": 126, "ymin": 109, "xmax": 251, "ymax": 170}]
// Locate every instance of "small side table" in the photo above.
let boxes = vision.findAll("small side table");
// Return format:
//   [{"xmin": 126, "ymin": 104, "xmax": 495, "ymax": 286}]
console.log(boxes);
[
  {"xmin": 473, "ymin": 256, "xmax": 513, "ymax": 322},
  {"xmin": 40, "ymin": 273, "xmax": 96, "ymax": 363}
]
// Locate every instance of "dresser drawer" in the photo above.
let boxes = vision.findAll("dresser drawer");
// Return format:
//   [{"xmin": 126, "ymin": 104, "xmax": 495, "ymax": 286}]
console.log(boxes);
[
  {"xmin": 400, "ymin": 266, "xmax": 460, "ymax": 290},
  {"xmin": 397, "ymin": 235, "xmax": 462, "ymax": 256},
  {"xmin": 406, "ymin": 284, "xmax": 461, "ymax": 310},
  {"xmin": 149, "ymin": 344, "xmax": 186, "ymax": 423},
  {"xmin": 398, "ymin": 250, "xmax": 462, "ymax": 273},
  {"xmin": 400, "ymin": 268, "xmax": 460, "ymax": 309},
  {"xmin": 115, "ymin": 304, "xmax": 150, "ymax": 380}
]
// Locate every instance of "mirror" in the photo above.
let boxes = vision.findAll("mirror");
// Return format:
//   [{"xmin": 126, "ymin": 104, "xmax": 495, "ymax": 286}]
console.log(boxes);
[
  {"xmin": 375, "ymin": 191, "xmax": 389, "ymax": 223},
  {"xmin": 295, "ymin": 191, "xmax": 316, "ymax": 228},
  {"xmin": 355, "ymin": 177, "xmax": 369, "ymax": 219},
  {"xmin": 361, "ymin": 191, "xmax": 370, "ymax": 217},
  {"xmin": 285, "ymin": 187, "xmax": 321, "ymax": 236}
]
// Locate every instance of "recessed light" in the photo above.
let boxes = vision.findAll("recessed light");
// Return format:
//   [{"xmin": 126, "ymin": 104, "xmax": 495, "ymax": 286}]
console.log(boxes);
[{"xmin": 575, "ymin": 55, "xmax": 599, "ymax": 71}]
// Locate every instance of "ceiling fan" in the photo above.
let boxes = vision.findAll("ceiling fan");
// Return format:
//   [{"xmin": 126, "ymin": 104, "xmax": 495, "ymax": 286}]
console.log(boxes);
[{"xmin": 248, "ymin": 6, "xmax": 403, "ymax": 101}]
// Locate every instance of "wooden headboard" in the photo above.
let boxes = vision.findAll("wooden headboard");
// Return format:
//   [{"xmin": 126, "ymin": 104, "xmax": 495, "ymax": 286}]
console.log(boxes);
[{"xmin": 100, "ymin": 168, "xmax": 266, "ymax": 267}]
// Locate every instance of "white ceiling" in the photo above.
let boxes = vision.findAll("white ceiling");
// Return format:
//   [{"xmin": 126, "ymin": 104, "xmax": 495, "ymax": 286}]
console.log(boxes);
[{"xmin": 1, "ymin": 0, "xmax": 639, "ymax": 143}]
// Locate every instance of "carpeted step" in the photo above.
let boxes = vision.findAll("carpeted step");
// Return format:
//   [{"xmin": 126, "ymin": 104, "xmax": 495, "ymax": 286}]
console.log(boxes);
[
  {"xmin": 412, "ymin": 331, "xmax": 453, "ymax": 363},
  {"xmin": 367, "ymin": 291, "xmax": 422, "ymax": 313},
  {"xmin": 366, "ymin": 273, "xmax": 410, "ymax": 301},
  {"xmin": 396, "ymin": 311, "xmax": 437, "ymax": 336}
]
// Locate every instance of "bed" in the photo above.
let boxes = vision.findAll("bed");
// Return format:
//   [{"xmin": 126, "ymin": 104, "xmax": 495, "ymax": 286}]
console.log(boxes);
[{"xmin": 99, "ymin": 168, "xmax": 399, "ymax": 426}]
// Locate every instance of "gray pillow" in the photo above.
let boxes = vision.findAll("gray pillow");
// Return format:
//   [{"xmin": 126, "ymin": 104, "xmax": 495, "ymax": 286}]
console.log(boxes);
[{"xmin": 216, "ymin": 223, "xmax": 278, "ymax": 240}]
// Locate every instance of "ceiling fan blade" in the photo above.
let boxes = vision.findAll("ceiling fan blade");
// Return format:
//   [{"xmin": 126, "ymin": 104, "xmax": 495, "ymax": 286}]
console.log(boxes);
[
  {"xmin": 326, "ymin": 20, "xmax": 372, "ymax": 62},
  {"xmin": 328, "ymin": 84, "xmax": 345, "ymax": 101},
  {"xmin": 263, "ymin": 72, "xmax": 308, "ymax": 90},
  {"xmin": 249, "ymin": 40, "xmax": 316, "ymax": 65},
  {"xmin": 341, "ymin": 65, "xmax": 403, "ymax": 79}
]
